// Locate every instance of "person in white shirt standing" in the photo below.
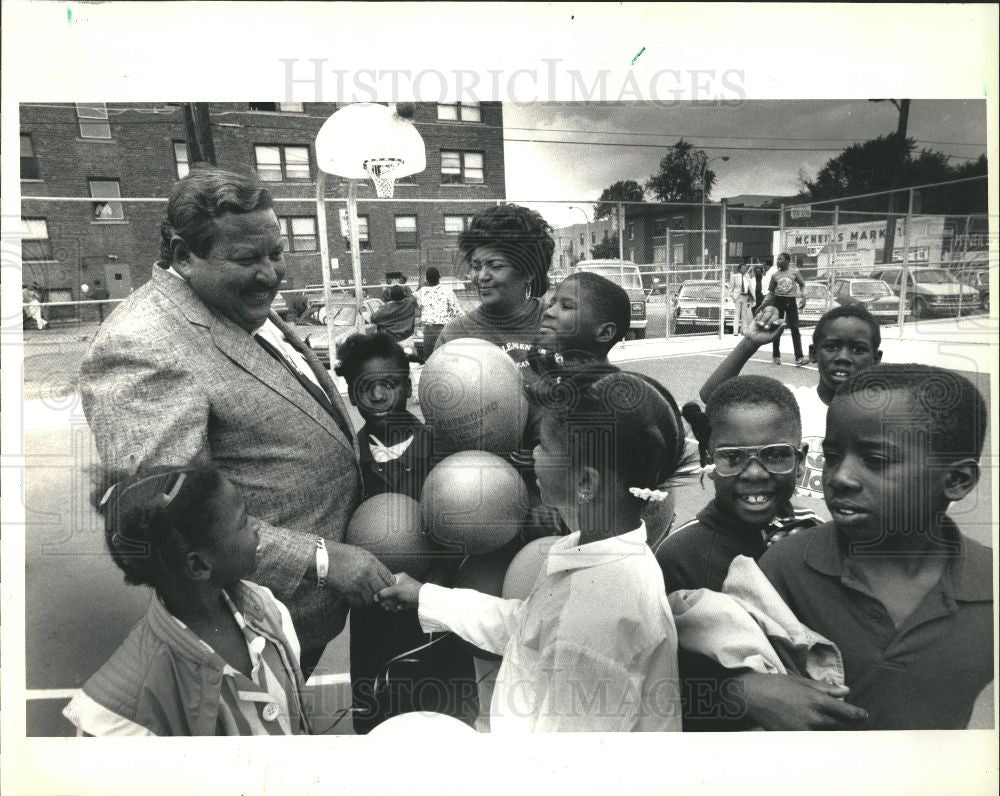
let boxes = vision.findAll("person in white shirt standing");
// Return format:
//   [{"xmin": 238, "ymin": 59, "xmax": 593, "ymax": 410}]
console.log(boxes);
[
  {"xmin": 728, "ymin": 262, "xmax": 753, "ymax": 337},
  {"xmin": 415, "ymin": 266, "xmax": 462, "ymax": 355},
  {"xmin": 376, "ymin": 372, "xmax": 690, "ymax": 732}
]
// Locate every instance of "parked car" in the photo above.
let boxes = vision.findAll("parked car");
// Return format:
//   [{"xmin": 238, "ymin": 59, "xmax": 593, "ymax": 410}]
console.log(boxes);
[
  {"xmin": 830, "ymin": 278, "xmax": 905, "ymax": 324},
  {"xmin": 672, "ymin": 280, "xmax": 735, "ymax": 334},
  {"xmin": 955, "ymin": 269, "xmax": 990, "ymax": 312},
  {"xmin": 869, "ymin": 267, "xmax": 979, "ymax": 319},
  {"xmin": 289, "ymin": 297, "xmax": 386, "ymax": 367},
  {"xmin": 573, "ymin": 260, "xmax": 648, "ymax": 339},
  {"xmin": 798, "ymin": 282, "xmax": 834, "ymax": 325}
]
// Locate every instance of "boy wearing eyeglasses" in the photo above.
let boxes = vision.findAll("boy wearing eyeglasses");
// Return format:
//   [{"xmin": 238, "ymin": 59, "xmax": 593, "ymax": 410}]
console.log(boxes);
[
  {"xmin": 656, "ymin": 375, "xmax": 821, "ymax": 593},
  {"xmin": 655, "ymin": 375, "xmax": 824, "ymax": 731}
]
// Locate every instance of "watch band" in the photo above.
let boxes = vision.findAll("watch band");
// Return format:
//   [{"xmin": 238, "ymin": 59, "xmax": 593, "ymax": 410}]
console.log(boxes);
[{"xmin": 315, "ymin": 537, "xmax": 329, "ymax": 590}]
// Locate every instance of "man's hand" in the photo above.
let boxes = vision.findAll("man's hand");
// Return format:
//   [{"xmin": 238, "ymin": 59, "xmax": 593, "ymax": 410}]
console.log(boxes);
[
  {"xmin": 797, "ymin": 300, "xmax": 807, "ymax": 312},
  {"xmin": 324, "ymin": 541, "xmax": 396, "ymax": 606},
  {"xmin": 736, "ymin": 672, "xmax": 868, "ymax": 730},
  {"xmin": 375, "ymin": 572, "xmax": 423, "ymax": 612}
]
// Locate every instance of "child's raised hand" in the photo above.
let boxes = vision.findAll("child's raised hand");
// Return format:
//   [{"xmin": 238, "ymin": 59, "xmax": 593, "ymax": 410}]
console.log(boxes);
[
  {"xmin": 374, "ymin": 572, "xmax": 423, "ymax": 612},
  {"xmin": 745, "ymin": 306, "xmax": 785, "ymax": 346}
]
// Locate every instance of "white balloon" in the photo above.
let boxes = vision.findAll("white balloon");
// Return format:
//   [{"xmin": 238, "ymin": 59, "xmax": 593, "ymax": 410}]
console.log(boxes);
[{"xmin": 368, "ymin": 711, "xmax": 476, "ymax": 738}]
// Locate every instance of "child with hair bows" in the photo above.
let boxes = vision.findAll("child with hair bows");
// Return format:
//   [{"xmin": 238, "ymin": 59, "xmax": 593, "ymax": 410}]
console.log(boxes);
[{"xmin": 376, "ymin": 371, "xmax": 693, "ymax": 732}]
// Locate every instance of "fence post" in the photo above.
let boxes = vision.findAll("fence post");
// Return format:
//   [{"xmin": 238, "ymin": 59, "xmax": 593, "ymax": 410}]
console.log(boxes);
[
  {"xmin": 719, "ymin": 199, "xmax": 728, "ymax": 339},
  {"xmin": 778, "ymin": 204, "xmax": 785, "ymax": 264},
  {"xmin": 617, "ymin": 202, "xmax": 625, "ymax": 282},
  {"xmin": 896, "ymin": 188, "xmax": 915, "ymax": 338},
  {"xmin": 664, "ymin": 227, "xmax": 672, "ymax": 339},
  {"xmin": 831, "ymin": 205, "xmax": 839, "ymax": 282},
  {"xmin": 957, "ymin": 214, "xmax": 970, "ymax": 317}
]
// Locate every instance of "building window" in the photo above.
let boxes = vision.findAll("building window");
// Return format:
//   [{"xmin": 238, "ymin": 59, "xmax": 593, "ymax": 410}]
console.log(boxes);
[
  {"xmin": 254, "ymin": 144, "xmax": 311, "ymax": 181},
  {"xmin": 437, "ymin": 102, "xmax": 482, "ymax": 122},
  {"xmin": 626, "ymin": 223, "xmax": 635, "ymax": 240},
  {"xmin": 174, "ymin": 141, "xmax": 189, "ymax": 178},
  {"xmin": 249, "ymin": 102, "xmax": 305, "ymax": 113},
  {"xmin": 21, "ymin": 218, "xmax": 52, "ymax": 260},
  {"xmin": 729, "ymin": 241, "xmax": 744, "ymax": 257},
  {"xmin": 20, "ymin": 134, "xmax": 40, "ymax": 179},
  {"xmin": 90, "ymin": 179, "xmax": 124, "ymax": 221},
  {"xmin": 344, "ymin": 215, "xmax": 372, "ymax": 251},
  {"xmin": 76, "ymin": 103, "xmax": 111, "ymax": 139},
  {"xmin": 671, "ymin": 215, "xmax": 685, "ymax": 230},
  {"xmin": 279, "ymin": 216, "xmax": 318, "ymax": 252},
  {"xmin": 444, "ymin": 215, "xmax": 475, "ymax": 236},
  {"xmin": 441, "ymin": 151, "xmax": 484, "ymax": 184},
  {"xmin": 395, "ymin": 216, "xmax": 418, "ymax": 249},
  {"xmin": 591, "ymin": 232, "xmax": 597, "ymax": 245}
]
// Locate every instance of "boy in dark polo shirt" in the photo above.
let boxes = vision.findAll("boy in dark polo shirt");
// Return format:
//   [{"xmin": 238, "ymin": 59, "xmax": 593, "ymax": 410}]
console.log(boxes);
[
  {"xmin": 656, "ymin": 376, "xmax": 821, "ymax": 593},
  {"xmin": 758, "ymin": 364, "xmax": 993, "ymax": 729}
]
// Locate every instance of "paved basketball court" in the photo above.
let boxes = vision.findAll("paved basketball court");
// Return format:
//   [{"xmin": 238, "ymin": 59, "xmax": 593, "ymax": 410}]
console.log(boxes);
[{"xmin": 18, "ymin": 316, "xmax": 996, "ymax": 734}]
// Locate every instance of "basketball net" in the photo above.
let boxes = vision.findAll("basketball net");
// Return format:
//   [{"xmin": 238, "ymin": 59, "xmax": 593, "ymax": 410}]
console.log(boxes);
[{"xmin": 363, "ymin": 157, "xmax": 403, "ymax": 198}]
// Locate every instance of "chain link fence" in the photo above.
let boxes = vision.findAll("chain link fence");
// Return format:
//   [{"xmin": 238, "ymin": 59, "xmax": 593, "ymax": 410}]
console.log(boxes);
[{"xmin": 14, "ymin": 178, "xmax": 993, "ymax": 398}]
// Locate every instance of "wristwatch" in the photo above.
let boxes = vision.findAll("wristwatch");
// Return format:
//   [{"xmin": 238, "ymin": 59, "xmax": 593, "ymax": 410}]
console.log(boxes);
[{"xmin": 315, "ymin": 537, "xmax": 329, "ymax": 590}]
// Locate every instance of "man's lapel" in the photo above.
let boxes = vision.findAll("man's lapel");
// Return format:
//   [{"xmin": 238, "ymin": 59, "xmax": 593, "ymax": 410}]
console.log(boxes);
[
  {"xmin": 152, "ymin": 268, "xmax": 355, "ymax": 453},
  {"xmin": 211, "ymin": 316, "xmax": 358, "ymax": 454}
]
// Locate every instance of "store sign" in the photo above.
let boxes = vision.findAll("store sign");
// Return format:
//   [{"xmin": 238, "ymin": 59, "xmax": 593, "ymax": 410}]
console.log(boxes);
[{"xmin": 789, "ymin": 206, "xmax": 812, "ymax": 219}]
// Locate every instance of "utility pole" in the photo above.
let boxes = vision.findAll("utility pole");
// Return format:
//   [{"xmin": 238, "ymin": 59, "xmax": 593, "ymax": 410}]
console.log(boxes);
[
  {"xmin": 183, "ymin": 102, "xmax": 217, "ymax": 165},
  {"xmin": 871, "ymin": 99, "xmax": 910, "ymax": 265}
]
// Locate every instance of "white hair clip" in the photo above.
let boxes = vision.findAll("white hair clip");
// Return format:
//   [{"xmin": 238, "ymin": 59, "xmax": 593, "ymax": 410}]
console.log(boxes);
[
  {"xmin": 628, "ymin": 487, "xmax": 671, "ymax": 502},
  {"xmin": 98, "ymin": 483, "xmax": 118, "ymax": 509}
]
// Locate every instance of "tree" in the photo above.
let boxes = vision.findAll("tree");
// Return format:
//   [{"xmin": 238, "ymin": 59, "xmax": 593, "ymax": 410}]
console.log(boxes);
[
  {"xmin": 801, "ymin": 135, "xmax": 987, "ymax": 214},
  {"xmin": 594, "ymin": 180, "xmax": 645, "ymax": 220},
  {"xmin": 645, "ymin": 139, "xmax": 718, "ymax": 203},
  {"xmin": 590, "ymin": 233, "xmax": 620, "ymax": 259}
]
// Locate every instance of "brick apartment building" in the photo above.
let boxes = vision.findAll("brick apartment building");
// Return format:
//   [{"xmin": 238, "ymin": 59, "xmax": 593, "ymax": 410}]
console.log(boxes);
[
  {"xmin": 624, "ymin": 194, "xmax": 796, "ymax": 273},
  {"xmin": 18, "ymin": 102, "xmax": 505, "ymax": 315},
  {"xmin": 551, "ymin": 216, "xmax": 619, "ymax": 270}
]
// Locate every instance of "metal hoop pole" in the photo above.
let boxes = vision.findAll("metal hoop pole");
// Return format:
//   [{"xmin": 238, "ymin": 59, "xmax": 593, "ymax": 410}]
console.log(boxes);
[
  {"xmin": 347, "ymin": 179, "xmax": 365, "ymax": 319},
  {"xmin": 896, "ymin": 188, "xmax": 915, "ymax": 337},
  {"xmin": 315, "ymin": 170, "xmax": 338, "ymax": 370}
]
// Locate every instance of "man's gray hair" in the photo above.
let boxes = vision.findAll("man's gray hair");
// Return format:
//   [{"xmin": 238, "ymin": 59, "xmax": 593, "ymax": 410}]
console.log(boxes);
[{"xmin": 159, "ymin": 165, "xmax": 273, "ymax": 263}]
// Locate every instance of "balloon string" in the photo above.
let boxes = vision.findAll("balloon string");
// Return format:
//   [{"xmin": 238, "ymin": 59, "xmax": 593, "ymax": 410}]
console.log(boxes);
[{"xmin": 373, "ymin": 632, "xmax": 452, "ymax": 695}]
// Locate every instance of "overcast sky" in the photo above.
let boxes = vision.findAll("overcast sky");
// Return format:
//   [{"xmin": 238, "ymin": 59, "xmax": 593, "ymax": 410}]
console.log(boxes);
[{"xmin": 501, "ymin": 100, "xmax": 988, "ymax": 227}]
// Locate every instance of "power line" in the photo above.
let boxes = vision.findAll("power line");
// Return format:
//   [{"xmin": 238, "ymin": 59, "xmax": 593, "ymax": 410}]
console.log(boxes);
[
  {"xmin": 501, "ymin": 136, "xmax": 984, "ymax": 160},
  {"xmin": 16, "ymin": 103, "xmax": 989, "ymax": 151},
  {"xmin": 17, "ymin": 115, "xmax": 985, "ymax": 160}
]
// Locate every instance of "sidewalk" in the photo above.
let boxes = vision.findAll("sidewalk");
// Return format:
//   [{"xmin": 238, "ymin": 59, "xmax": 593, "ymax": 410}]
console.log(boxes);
[{"xmin": 610, "ymin": 315, "xmax": 998, "ymax": 374}]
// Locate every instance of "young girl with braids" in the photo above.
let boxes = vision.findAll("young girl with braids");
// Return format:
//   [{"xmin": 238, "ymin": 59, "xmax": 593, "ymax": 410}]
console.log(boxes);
[
  {"xmin": 376, "ymin": 371, "xmax": 692, "ymax": 732},
  {"xmin": 63, "ymin": 463, "xmax": 311, "ymax": 736}
]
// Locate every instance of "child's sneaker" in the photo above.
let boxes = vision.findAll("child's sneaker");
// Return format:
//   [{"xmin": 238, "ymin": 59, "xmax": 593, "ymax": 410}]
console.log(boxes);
[
  {"xmin": 795, "ymin": 356, "xmax": 811, "ymax": 366},
  {"xmin": 772, "ymin": 356, "xmax": 781, "ymax": 365}
]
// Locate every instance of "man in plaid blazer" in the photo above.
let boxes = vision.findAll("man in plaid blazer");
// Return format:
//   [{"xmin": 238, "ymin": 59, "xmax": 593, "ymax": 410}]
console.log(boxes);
[{"xmin": 80, "ymin": 167, "xmax": 393, "ymax": 672}]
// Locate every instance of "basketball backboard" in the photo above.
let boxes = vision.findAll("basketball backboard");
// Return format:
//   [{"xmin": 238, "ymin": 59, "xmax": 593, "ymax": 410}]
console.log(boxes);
[{"xmin": 314, "ymin": 103, "xmax": 426, "ymax": 197}]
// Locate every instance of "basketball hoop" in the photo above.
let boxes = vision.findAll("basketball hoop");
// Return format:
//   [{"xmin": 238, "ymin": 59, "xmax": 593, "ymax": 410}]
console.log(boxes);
[
  {"xmin": 364, "ymin": 157, "xmax": 404, "ymax": 198},
  {"xmin": 315, "ymin": 103, "xmax": 427, "ymax": 187}
]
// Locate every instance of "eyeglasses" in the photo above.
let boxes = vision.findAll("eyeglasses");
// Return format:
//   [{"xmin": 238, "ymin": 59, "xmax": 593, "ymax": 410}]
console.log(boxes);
[{"xmin": 711, "ymin": 444, "xmax": 799, "ymax": 477}]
